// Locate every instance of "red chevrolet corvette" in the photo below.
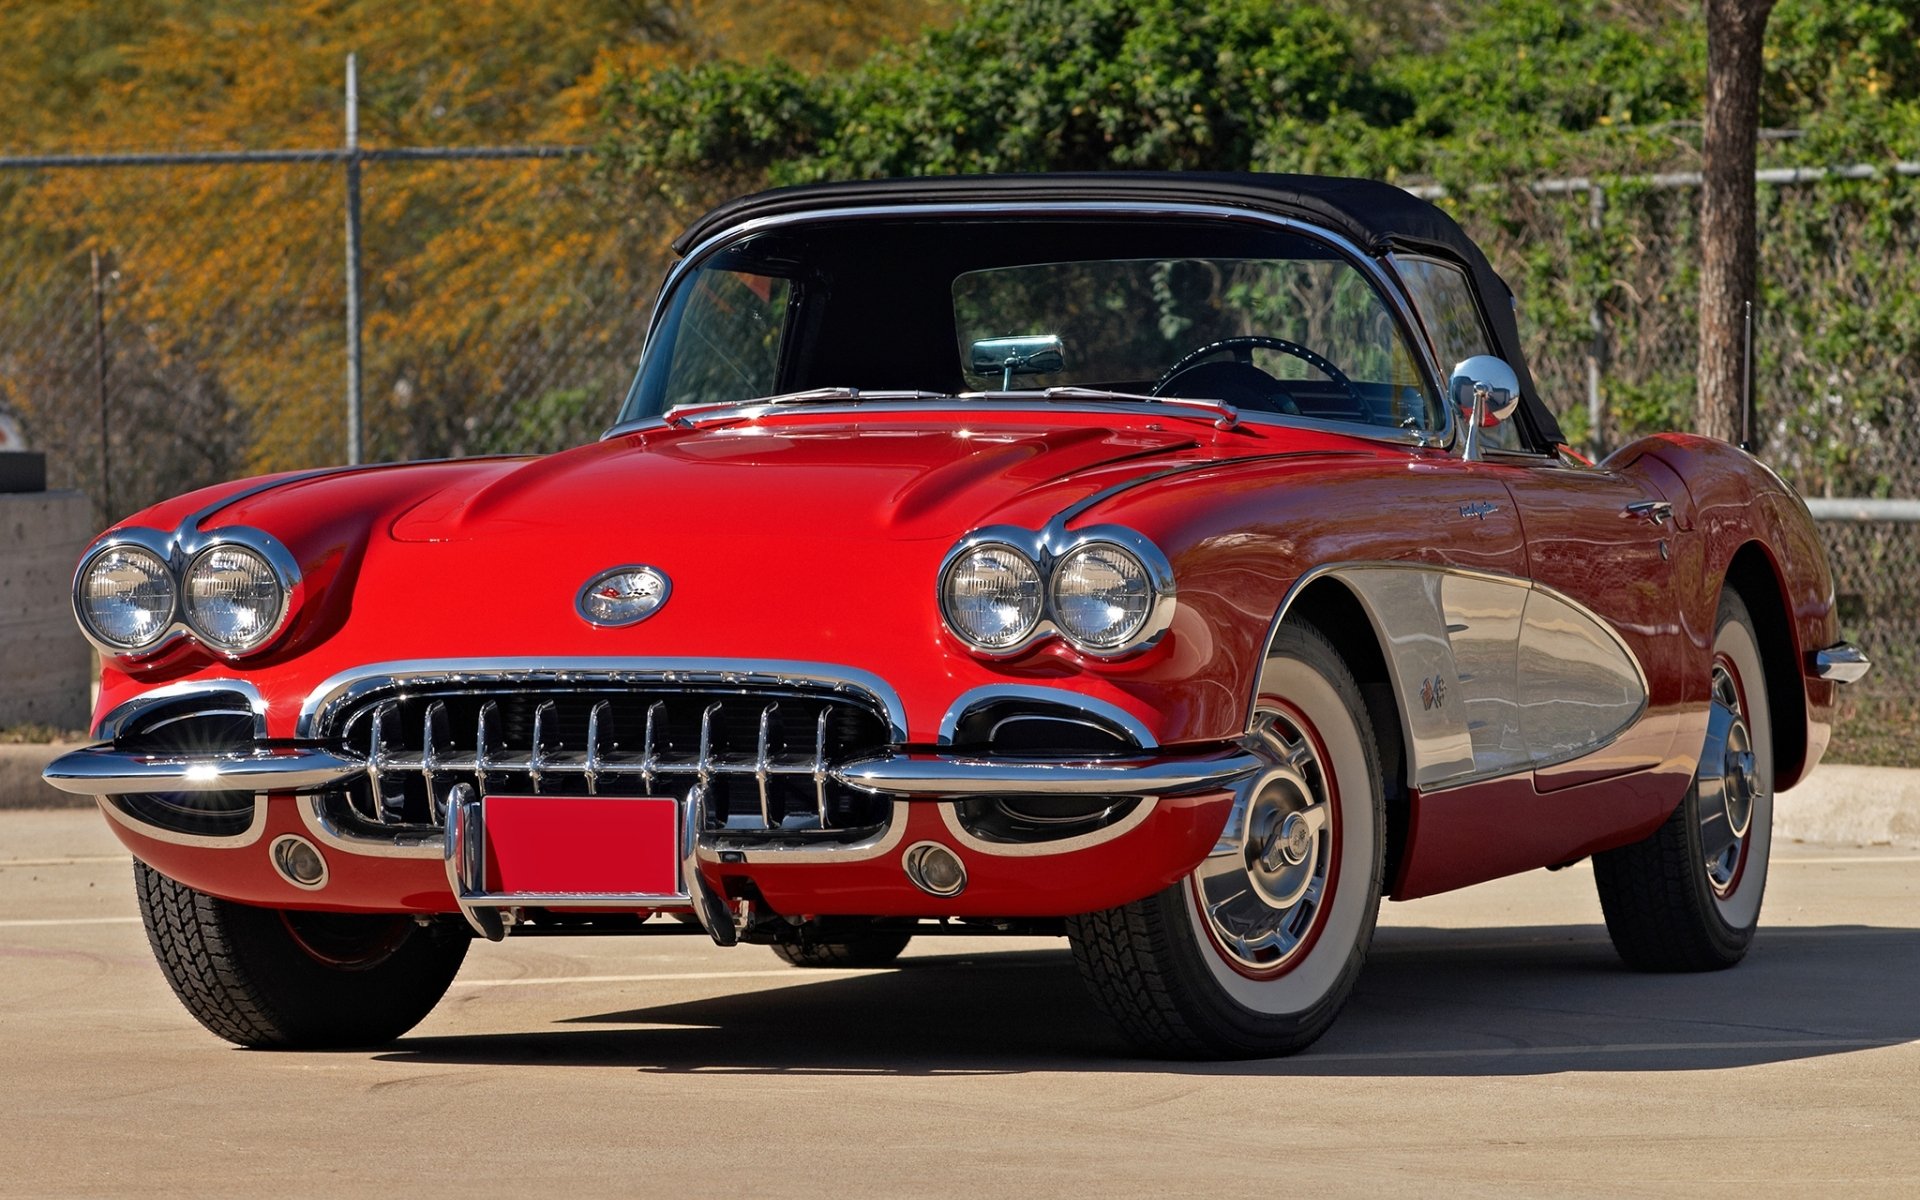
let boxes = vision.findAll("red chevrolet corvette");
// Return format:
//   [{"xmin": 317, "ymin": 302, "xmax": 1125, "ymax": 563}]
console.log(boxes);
[{"xmin": 48, "ymin": 173, "xmax": 1869, "ymax": 1058}]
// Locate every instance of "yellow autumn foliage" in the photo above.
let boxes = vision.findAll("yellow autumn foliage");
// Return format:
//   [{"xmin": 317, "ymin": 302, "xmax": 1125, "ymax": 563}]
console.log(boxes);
[{"xmin": 0, "ymin": 0, "xmax": 947, "ymax": 505}]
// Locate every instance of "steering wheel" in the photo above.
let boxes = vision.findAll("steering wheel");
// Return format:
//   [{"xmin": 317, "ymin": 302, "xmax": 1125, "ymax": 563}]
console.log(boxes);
[{"xmin": 1150, "ymin": 335, "xmax": 1369, "ymax": 421}]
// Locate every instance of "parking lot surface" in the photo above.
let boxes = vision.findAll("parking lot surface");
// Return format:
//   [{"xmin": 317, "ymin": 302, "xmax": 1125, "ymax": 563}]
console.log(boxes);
[{"xmin": 3, "ymin": 806, "xmax": 1916, "ymax": 1197}]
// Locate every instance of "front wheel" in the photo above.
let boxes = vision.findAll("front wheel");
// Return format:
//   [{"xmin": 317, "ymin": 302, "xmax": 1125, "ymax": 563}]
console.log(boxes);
[
  {"xmin": 135, "ymin": 861, "xmax": 471, "ymax": 1048},
  {"xmin": 1592, "ymin": 589, "xmax": 1773, "ymax": 971},
  {"xmin": 1066, "ymin": 622, "xmax": 1386, "ymax": 1058}
]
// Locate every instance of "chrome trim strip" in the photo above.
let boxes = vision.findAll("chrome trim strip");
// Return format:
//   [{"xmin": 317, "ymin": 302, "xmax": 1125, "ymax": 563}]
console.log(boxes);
[
  {"xmin": 696, "ymin": 799, "xmax": 913, "ymax": 866},
  {"xmin": 43, "ymin": 744, "xmax": 361, "ymax": 796},
  {"xmin": 1813, "ymin": 642, "xmax": 1872, "ymax": 684},
  {"xmin": 611, "ymin": 199, "xmax": 1455, "ymax": 453},
  {"xmin": 298, "ymin": 793, "xmax": 441, "ymax": 859},
  {"xmin": 832, "ymin": 749, "xmax": 1261, "ymax": 797},
  {"xmin": 935, "ymin": 684, "xmax": 1157, "ymax": 748},
  {"xmin": 94, "ymin": 794, "xmax": 270, "ymax": 850},
  {"xmin": 1256, "ymin": 561, "xmax": 1651, "ymax": 792},
  {"xmin": 177, "ymin": 466, "xmax": 367, "ymax": 532},
  {"xmin": 296, "ymin": 657, "xmax": 911, "ymax": 743},
  {"xmin": 935, "ymin": 796, "xmax": 1161, "ymax": 858},
  {"xmin": 92, "ymin": 679, "xmax": 269, "ymax": 741},
  {"xmin": 54, "ymin": 740, "xmax": 1257, "ymax": 801}
]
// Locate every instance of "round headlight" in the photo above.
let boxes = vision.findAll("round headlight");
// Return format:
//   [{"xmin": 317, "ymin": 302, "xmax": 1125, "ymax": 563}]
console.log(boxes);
[
  {"xmin": 183, "ymin": 544, "xmax": 287, "ymax": 654},
  {"xmin": 1052, "ymin": 543, "xmax": 1155, "ymax": 651},
  {"xmin": 942, "ymin": 544, "xmax": 1043, "ymax": 650},
  {"xmin": 78, "ymin": 545, "xmax": 177, "ymax": 651}
]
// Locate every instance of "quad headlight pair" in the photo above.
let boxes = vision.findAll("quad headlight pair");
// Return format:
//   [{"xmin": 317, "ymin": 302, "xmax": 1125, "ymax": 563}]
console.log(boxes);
[
  {"xmin": 939, "ymin": 526, "xmax": 1175, "ymax": 657},
  {"xmin": 75, "ymin": 529, "xmax": 295, "ymax": 658}
]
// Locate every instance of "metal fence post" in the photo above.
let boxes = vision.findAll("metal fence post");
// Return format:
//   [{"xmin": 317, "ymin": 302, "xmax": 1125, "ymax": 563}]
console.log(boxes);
[
  {"xmin": 343, "ymin": 53, "xmax": 365, "ymax": 466},
  {"xmin": 90, "ymin": 249, "xmax": 112, "ymax": 520},
  {"xmin": 1586, "ymin": 183, "xmax": 1608, "ymax": 460}
]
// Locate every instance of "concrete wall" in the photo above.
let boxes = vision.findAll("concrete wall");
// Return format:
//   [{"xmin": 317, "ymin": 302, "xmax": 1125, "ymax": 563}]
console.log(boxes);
[{"xmin": 0, "ymin": 491, "xmax": 94, "ymax": 730}]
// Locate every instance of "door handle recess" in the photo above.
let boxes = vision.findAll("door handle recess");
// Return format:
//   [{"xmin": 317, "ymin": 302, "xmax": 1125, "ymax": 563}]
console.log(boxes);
[{"xmin": 1624, "ymin": 500, "xmax": 1673, "ymax": 525}]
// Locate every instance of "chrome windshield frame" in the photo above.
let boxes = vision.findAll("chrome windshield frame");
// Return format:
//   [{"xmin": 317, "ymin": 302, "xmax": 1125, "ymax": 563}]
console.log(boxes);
[{"xmin": 605, "ymin": 199, "xmax": 1457, "ymax": 453}]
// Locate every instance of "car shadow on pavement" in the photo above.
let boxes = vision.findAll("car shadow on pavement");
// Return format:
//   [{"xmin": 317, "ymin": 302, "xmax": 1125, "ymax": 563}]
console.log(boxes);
[{"xmin": 374, "ymin": 922, "xmax": 1920, "ymax": 1077}]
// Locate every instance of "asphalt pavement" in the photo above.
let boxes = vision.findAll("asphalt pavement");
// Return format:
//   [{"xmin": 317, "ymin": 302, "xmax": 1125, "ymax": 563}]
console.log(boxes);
[{"xmin": 3, "ymin": 806, "xmax": 1916, "ymax": 1198}]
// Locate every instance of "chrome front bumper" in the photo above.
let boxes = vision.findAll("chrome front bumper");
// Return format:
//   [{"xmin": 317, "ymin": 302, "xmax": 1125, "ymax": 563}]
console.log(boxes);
[
  {"xmin": 49, "ymin": 739, "xmax": 1260, "ymax": 945},
  {"xmin": 43, "ymin": 743, "xmax": 1262, "ymax": 800}
]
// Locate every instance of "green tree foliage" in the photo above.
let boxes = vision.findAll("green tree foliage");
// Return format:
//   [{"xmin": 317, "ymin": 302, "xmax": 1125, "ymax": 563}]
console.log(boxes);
[{"xmin": 602, "ymin": 0, "xmax": 1920, "ymax": 493}]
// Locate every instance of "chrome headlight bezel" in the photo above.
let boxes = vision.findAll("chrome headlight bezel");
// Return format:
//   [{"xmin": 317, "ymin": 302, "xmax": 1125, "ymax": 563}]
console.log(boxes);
[
  {"xmin": 74, "ymin": 536, "xmax": 178, "ymax": 654},
  {"xmin": 72, "ymin": 524, "xmax": 301, "ymax": 661},
  {"xmin": 181, "ymin": 539, "xmax": 296, "ymax": 656},
  {"xmin": 937, "ymin": 524, "xmax": 1175, "ymax": 659},
  {"xmin": 937, "ymin": 539, "xmax": 1046, "ymax": 653},
  {"xmin": 1049, "ymin": 539, "xmax": 1159, "ymax": 652}
]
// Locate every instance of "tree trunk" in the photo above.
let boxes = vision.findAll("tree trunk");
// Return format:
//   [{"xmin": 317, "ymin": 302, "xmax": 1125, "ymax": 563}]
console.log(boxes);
[{"xmin": 1696, "ymin": 0, "xmax": 1775, "ymax": 444}]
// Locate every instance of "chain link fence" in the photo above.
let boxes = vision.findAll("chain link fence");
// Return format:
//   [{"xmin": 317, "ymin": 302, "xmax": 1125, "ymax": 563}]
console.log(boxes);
[
  {"xmin": 0, "ymin": 149, "xmax": 662, "ymax": 518},
  {"xmin": 0, "ymin": 148, "xmax": 1911, "ymax": 762},
  {"xmin": 1437, "ymin": 169, "xmax": 1920, "ymax": 766}
]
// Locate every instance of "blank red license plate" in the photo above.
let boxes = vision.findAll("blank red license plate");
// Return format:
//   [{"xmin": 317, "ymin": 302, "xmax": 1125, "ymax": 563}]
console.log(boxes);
[{"xmin": 482, "ymin": 796, "xmax": 678, "ymax": 895}]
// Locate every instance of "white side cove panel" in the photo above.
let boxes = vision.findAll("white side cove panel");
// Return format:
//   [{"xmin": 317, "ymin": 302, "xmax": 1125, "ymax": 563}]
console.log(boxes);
[
  {"xmin": 1516, "ymin": 588, "xmax": 1649, "ymax": 765},
  {"xmin": 1321, "ymin": 566, "xmax": 1646, "ymax": 791}
]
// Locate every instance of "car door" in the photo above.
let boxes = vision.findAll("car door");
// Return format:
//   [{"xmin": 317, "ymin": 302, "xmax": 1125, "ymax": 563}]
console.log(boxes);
[
  {"xmin": 1394, "ymin": 254, "xmax": 1678, "ymax": 787},
  {"xmin": 1493, "ymin": 455, "xmax": 1684, "ymax": 786}
]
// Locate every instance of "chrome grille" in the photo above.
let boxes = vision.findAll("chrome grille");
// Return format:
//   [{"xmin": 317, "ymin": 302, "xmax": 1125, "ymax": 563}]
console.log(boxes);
[{"xmin": 324, "ymin": 686, "xmax": 892, "ymax": 835}]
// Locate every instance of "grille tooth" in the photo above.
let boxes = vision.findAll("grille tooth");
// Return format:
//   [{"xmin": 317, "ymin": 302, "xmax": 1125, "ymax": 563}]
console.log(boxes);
[
  {"xmin": 329, "ymin": 686, "xmax": 889, "ymax": 836},
  {"xmin": 585, "ymin": 701, "xmax": 608, "ymax": 796},
  {"xmin": 814, "ymin": 707, "xmax": 831, "ymax": 829},
  {"xmin": 422, "ymin": 700, "xmax": 449, "ymax": 821}
]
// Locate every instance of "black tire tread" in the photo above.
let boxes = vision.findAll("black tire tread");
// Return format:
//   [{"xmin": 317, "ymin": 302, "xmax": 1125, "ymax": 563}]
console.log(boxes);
[
  {"xmin": 134, "ymin": 861, "xmax": 470, "ymax": 1048},
  {"xmin": 1065, "ymin": 903, "xmax": 1213, "ymax": 1058},
  {"xmin": 135, "ymin": 859, "xmax": 284, "ymax": 1047},
  {"xmin": 1591, "ymin": 801, "xmax": 1735, "ymax": 971},
  {"xmin": 1066, "ymin": 620, "xmax": 1384, "ymax": 1059},
  {"xmin": 1591, "ymin": 590, "xmax": 1761, "ymax": 973}
]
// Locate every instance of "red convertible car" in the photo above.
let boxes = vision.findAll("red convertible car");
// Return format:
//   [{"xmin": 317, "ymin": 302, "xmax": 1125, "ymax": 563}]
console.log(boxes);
[{"xmin": 48, "ymin": 173, "xmax": 1868, "ymax": 1058}]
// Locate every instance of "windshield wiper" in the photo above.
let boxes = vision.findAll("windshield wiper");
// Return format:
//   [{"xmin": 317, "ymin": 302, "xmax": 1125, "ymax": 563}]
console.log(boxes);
[
  {"xmin": 666, "ymin": 387, "xmax": 956, "ymax": 426},
  {"xmin": 1020, "ymin": 387, "xmax": 1242, "ymax": 430},
  {"xmin": 757, "ymin": 387, "xmax": 955, "ymax": 407}
]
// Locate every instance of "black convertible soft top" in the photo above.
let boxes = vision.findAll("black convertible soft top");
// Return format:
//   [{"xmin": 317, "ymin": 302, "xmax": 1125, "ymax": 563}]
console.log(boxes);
[{"xmin": 674, "ymin": 172, "xmax": 1565, "ymax": 446}]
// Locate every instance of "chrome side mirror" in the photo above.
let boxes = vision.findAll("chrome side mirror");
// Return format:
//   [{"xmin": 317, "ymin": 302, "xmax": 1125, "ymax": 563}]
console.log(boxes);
[
  {"xmin": 970, "ymin": 334, "xmax": 1065, "ymax": 391},
  {"xmin": 1449, "ymin": 355, "xmax": 1521, "ymax": 460}
]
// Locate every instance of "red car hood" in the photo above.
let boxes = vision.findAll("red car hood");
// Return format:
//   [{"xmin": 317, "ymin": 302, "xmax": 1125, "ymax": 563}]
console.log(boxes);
[
  {"xmin": 104, "ymin": 409, "xmax": 1389, "ymax": 741},
  {"xmin": 388, "ymin": 417, "xmax": 1216, "ymax": 545}
]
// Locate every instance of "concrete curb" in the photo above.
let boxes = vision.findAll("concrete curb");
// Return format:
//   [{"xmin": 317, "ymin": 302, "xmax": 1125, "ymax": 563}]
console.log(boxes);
[
  {"xmin": 3, "ymin": 742, "xmax": 1917, "ymax": 848},
  {"xmin": 0, "ymin": 743, "xmax": 88, "ymax": 811},
  {"xmin": 1776, "ymin": 765, "xmax": 1920, "ymax": 850}
]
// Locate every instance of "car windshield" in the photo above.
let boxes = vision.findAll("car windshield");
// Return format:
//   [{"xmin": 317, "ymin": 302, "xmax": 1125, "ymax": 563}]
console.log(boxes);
[{"xmin": 622, "ymin": 216, "xmax": 1441, "ymax": 434}]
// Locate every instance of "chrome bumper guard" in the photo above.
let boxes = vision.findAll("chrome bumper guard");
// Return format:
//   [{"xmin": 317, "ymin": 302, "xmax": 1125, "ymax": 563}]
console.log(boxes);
[
  {"xmin": 440, "ymin": 781, "xmax": 737, "ymax": 945},
  {"xmin": 1813, "ymin": 642, "xmax": 1872, "ymax": 684}
]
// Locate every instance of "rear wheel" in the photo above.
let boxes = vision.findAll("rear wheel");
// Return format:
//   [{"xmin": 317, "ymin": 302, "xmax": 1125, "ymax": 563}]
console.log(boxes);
[
  {"xmin": 1066, "ymin": 622, "xmax": 1386, "ymax": 1059},
  {"xmin": 135, "ymin": 861, "xmax": 470, "ymax": 1048},
  {"xmin": 1593, "ymin": 590, "xmax": 1773, "ymax": 971}
]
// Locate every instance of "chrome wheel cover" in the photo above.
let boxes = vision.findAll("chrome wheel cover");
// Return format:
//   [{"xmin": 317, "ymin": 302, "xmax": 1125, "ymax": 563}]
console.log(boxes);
[
  {"xmin": 1193, "ymin": 708, "xmax": 1335, "ymax": 974},
  {"xmin": 1698, "ymin": 661, "xmax": 1761, "ymax": 896}
]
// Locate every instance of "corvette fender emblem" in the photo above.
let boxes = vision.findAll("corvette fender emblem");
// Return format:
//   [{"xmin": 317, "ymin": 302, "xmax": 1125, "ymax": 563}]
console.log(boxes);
[{"xmin": 576, "ymin": 565, "xmax": 672, "ymax": 627}]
